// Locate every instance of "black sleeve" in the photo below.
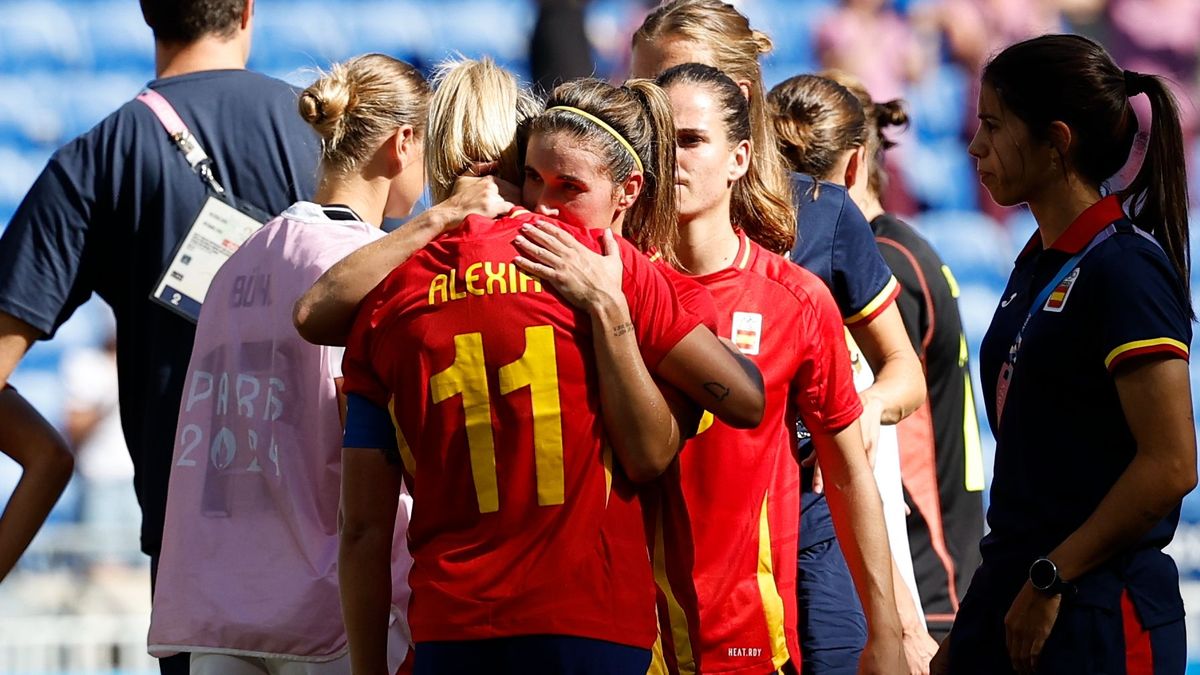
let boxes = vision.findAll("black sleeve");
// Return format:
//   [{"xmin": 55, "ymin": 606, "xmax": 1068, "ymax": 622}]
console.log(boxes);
[{"xmin": 876, "ymin": 239, "xmax": 927, "ymax": 358}]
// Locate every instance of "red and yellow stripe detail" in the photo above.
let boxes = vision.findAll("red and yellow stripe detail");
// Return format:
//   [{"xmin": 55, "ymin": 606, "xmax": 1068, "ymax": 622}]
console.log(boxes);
[
  {"xmin": 387, "ymin": 397, "xmax": 418, "ymax": 474},
  {"xmin": 756, "ymin": 493, "xmax": 791, "ymax": 671},
  {"xmin": 1104, "ymin": 338, "xmax": 1189, "ymax": 371},
  {"xmin": 653, "ymin": 510, "xmax": 696, "ymax": 674},
  {"xmin": 844, "ymin": 276, "xmax": 900, "ymax": 326}
]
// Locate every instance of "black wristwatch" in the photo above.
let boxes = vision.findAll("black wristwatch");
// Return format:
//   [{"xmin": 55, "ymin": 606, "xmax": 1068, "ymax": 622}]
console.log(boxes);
[{"xmin": 1029, "ymin": 557, "xmax": 1076, "ymax": 596}]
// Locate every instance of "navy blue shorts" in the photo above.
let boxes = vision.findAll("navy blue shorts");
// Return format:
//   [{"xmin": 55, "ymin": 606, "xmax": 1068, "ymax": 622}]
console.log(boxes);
[
  {"xmin": 949, "ymin": 562, "xmax": 1186, "ymax": 674},
  {"xmin": 796, "ymin": 536, "xmax": 867, "ymax": 675},
  {"xmin": 413, "ymin": 635, "xmax": 651, "ymax": 675}
]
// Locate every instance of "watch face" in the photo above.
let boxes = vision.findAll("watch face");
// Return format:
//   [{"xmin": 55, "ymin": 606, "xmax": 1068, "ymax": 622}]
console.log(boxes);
[{"xmin": 1030, "ymin": 558, "xmax": 1057, "ymax": 589}]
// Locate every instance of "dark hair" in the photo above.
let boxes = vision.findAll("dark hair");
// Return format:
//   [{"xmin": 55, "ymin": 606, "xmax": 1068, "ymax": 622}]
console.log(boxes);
[
  {"xmin": 139, "ymin": 0, "xmax": 245, "ymax": 44},
  {"xmin": 767, "ymin": 75, "xmax": 867, "ymax": 181},
  {"xmin": 820, "ymin": 69, "xmax": 909, "ymax": 197},
  {"xmin": 984, "ymin": 34, "xmax": 1190, "ymax": 301},
  {"xmin": 532, "ymin": 78, "xmax": 679, "ymax": 262},
  {"xmin": 658, "ymin": 62, "xmax": 795, "ymax": 253}
]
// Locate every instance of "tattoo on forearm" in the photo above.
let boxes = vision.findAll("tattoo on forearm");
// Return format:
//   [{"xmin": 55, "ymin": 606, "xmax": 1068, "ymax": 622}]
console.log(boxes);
[
  {"xmin": 613, "ymin": 322, "xmax": 635, "ymax": 337},
  {"xmin": 704, "ymin": 381, "xmax": 731, "ymax": 401}
]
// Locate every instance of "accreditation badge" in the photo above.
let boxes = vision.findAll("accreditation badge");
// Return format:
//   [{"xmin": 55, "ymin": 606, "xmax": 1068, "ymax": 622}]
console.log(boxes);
[{"xmin": 151, "ymin": 195, "xmax": 269, "ymax": 323}]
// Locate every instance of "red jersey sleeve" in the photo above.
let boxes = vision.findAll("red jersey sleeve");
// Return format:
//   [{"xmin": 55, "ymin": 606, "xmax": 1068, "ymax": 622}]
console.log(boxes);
[
  {"xmin": 340, "ymin": 281, "xmax": 394, "ymax": 409},
  {"xmin": 657, "ymin": 262, "xmax": 719, "ymax": 333},
  {"xmin": 790, "ymin": 280, "xmax": 863, "ymax": 434},
  {"xmin": 618, "ymin": 238, "xmax": 703, "ymax": 370}
]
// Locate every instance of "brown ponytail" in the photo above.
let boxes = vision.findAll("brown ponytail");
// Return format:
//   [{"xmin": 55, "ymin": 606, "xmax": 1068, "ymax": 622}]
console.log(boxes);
[
  {"xmin": 983, "ymin": 35, "xmax": 1190, "ymax": 310},
  {"xmin": 1120, "ymin": 73, "xmax": 1191, "ymax": 298},
  {"xmin": 622, "ymin": 79, "xmax": 680, "ymax": 263},
  {"xmin": 821, "ymin": 68, "xmax": 910, "ymax": 198},
  {"xmin": 532, "ymin": 78, "xmax": 680, "ymax": 262},
  {"xmin": 766, "ymin": 74, "xmax": 867, "ymax": 181}
]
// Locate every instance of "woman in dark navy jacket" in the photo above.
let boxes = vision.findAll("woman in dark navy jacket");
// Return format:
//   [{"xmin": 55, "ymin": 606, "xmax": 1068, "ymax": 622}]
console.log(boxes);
[{"xmin": 933, "ymin": 34, "xmax": 1196, "ymax": 675}]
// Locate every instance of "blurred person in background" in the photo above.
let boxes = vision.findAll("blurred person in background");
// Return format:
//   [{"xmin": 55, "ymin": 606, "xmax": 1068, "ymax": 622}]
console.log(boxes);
[
  {"xmin": 530, "ymin": 0, "xmax": 595, "ymax": 96},
  {"xmin": 1106, "ymin": 0, "xmax": 1199, "ymax": 175},
  {"xmin": 61, "ymin": 326, "xmax": 142, "ymax": 574},
  {"xmin": 630, "ymin": 3, "xmax": 927, "ymax": 674},
  {"xmin": 770, "ymin": 71, "xmax": 985, "ymax": 648},
  {"xmin": 0, "ymin": 1, "xmax": 320, "ymax": 672},
  {"xmin": 148, "ymin": 53, "xmax": 432, "ymax": 675},
  {"xmin": 816, "ymin": 0, "xmax": 927, "ymax": 104},
  {"xmin": 911, "ymin": 0, "xmax": 1064, "ymax": 222},
  {"xmin": 769, "ymin": 73, "xmax": 938, "ymax": 675},
  {"xmin": 0, "ymin": 384, "xmax": 74, "ymax": 582},
  {"xmin": 937, "ymin": 34, "xmax": 1194, "ymax": 674}
]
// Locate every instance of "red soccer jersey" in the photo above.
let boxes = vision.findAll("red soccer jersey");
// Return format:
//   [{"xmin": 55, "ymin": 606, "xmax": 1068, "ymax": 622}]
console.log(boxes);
[
  {"xmin": 649, "ymin": 232, "xmax": 863, "ymax": 674},
  {"xmin": 342, "ymin": 210, "xmax": 701, "ymax": 648}
]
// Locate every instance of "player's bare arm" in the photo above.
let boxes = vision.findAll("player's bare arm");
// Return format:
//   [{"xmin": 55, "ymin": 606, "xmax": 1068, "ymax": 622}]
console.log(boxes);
[
  {"xmin": 848, "ymin": 303, "xmax": 925, "ymax": 455},
  {"xmin": 339, "ymin": 445, "xmax": 404, "ymax": 675},
  {"xmin": 811, "ymin": 419, "xmax": 907, "ymax": 675},
  {"xmin": 294, "ymin": 174, "xmax": 517, "ymax": 346},
  {"xmin": 0, "ymin": 386, "xmax": 74, "ymax": 582},
  {"xmin": 515, "ymin": 226, "xmax": 683, "ymax": 480}
]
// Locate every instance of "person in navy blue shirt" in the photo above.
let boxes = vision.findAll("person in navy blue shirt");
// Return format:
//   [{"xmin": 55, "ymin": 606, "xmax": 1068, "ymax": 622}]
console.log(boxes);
[
  {"xmin": 0, "ymin": 3, "xmax": 319, "ymax": 672},
  {"xmin": 932, "ymin": 34, "xmax": 1196, "ymax": 675}
]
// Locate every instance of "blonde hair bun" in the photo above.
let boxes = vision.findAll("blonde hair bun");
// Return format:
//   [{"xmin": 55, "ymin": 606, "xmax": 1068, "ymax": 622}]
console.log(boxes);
[
  {"xmin": 299, "ymin": 64, "xmax": 356, "ymax": 148},
  {"xmin": 297, "ymin": 54, "xmax": 430, "ymax": 176}
]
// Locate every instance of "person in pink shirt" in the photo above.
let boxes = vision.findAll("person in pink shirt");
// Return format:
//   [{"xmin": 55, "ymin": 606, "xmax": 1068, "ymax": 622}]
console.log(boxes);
[
  {"xmin": 147, "ymin": 53, "xmax": 509, "ymax": 675},
  {"xmin": 817, "ymin": 0, "xmax": 926, "ymax": 104}
]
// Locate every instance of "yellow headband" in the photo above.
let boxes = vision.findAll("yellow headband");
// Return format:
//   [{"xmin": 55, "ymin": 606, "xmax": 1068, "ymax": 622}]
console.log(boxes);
[{"xmin": 546, "ymin": 106, "xmax": 644, "ymax": 174}]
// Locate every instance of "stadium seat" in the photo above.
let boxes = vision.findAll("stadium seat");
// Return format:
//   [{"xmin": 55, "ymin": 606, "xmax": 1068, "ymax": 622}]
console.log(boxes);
[
  {"xmin": 906, "ymin": 63, "xmax": 969, "ymax": 143},
  {"xmin": 81, "ymin": 1, "xmax": 155, "ymax": 73},
  {"xmin": 911, "ymin": 208, "xmax": 1014, "ymax": 286},
  {"xmin": 900, "ymin": 136, "xmax": 978, "ymax": 211},
  {"xmin": 748, "ymin": 0, "xmax": 833, "ymax": 67},
  {"xmin": 0, "ymin": 2, "xmax": 91, "ymax": 73}
]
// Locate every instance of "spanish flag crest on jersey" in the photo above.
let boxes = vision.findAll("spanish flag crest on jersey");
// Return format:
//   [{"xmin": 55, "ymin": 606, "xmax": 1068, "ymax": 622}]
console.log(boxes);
[{"xmin": 1044, "ymin": 268, "xmax": 1080, "ymax": 313}]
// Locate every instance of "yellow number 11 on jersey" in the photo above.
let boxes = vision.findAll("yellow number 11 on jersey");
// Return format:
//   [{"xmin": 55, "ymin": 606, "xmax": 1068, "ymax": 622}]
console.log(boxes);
[{"xmin": 430, "ymin": 325, "xmax": 565, "ymax": 513}]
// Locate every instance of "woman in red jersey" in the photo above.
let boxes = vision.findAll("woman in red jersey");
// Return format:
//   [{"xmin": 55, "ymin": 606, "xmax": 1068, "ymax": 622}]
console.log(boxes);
[
  {"xmin": 768, "ymin": 70, "xmax": 983, "ymax": 651},
  {"xmin": 627, "ymin": 5, "xmax": 927, "ymax": 674},
  {"xmin": 338, "ymin": 62, "xmax": 764, "ymax": 675},
  {"xmin": 515, "ymin": 63, "xmax": 906, "ymax": 675}
]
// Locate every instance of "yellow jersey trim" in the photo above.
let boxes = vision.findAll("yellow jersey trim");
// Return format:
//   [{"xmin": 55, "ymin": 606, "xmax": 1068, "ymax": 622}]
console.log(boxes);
[
  {"xmin": 737, "ymin": 233, "xmax": 753, "ymax": 270},
  {"xmin": 962, "ymin": 373, "xmax": 984, "ymax": 492},
  {"xmin": 653, "ymin": 509, "xmax": 696, "ymax": 675},
  {"xmin": 602, "ymin": 444, "xmax": 613, "ymax": 507},
  {"xmin": 844, "ymin": 276, "xmax": 899, "ymax": 326},
  {"xmin": 387, "ymin": 397, "xmax": 417, "ymax": 475},
  {"xmin": 756, "ymin": 492, "xmax": 791, "ymax": 670},
  {"xmin": 1104, "ymin": 338, "xmax": 1189, "ymax": 369}
]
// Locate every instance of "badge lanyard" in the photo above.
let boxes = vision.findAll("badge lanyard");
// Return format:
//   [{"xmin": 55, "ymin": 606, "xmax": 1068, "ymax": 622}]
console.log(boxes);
[
  {"xmin": 995, "ymin": 224, "xmax": 1117, "ymax": 423},
  {"xmin": 137, "ymin": 89, "xmax": 270, "ymax": 323}
]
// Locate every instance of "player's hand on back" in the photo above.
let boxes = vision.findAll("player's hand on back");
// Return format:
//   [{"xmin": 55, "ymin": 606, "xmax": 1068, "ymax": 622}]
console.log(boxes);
[
  {"xmin": 440, "ymin": 168, "xmax": 518, "ymax": 233},
  {"xmin": 513, "ymin": 221, "xmax": 626, "ymax": 315}
]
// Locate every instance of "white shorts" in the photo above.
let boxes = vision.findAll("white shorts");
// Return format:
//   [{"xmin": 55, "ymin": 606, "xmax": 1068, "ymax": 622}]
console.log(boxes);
[
  {"xmin": 189, "ymin": 652, "xmax": 350, "ymax": 675},
  {"xmin": 186, "ymin": 605, "xmax": 410, "ymax": 675},
  {"xmin": 874, "ymin": 424, "xmax": 925, "ymax": 626}
]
